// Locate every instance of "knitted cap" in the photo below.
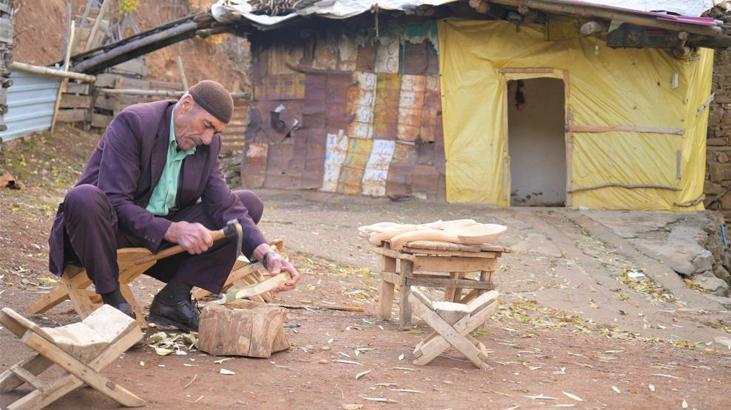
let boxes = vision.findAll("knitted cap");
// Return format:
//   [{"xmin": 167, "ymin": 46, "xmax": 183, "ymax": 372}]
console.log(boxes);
[{"xmin": 188, "ymin": 80, "xmax": 233, "ymax": 124}]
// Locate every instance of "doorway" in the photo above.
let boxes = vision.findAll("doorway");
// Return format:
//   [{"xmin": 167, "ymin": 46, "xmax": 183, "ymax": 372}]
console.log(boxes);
[{"xmin": 507, "ymin": 78, "xmax": 566, "ymax": 206}]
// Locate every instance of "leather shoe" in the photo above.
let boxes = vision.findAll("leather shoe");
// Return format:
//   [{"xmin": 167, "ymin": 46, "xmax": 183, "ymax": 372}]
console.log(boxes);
[
  {"xmin": 112, "ymin": 302, "xmax": 136, "ymax": 319},
  {"xmin": 148, "ymin": 293, "xmax": 199, "ymax": 332}
]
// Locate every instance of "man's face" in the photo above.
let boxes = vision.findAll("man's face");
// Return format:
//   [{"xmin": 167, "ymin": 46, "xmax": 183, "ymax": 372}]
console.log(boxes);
[{"xmin": 173, "ymin": 96, "xmax": 226, "ymax": 150}]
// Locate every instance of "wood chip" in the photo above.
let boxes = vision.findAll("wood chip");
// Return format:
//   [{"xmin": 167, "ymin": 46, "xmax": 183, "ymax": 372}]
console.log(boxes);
[
  {"xmin": 389, "ymin": 366, "xmax": 416, "ymax": 372},
  {"xmin": 334, "ymin": 359, "xmax": 363, "ymax": 366},
  {"xmin": 360, "ymin": 396, "xmax": 398, "ymax": 404},
  {"xmin": 398, "ymin": 353, "xmax": 405, "ymax": 361},
  {"xmin": 682, "ymin": 400, "xmax": 688, "ymax": 409},
  {"xmin": 355, "ymin": 369, "xmax": 372, "ymax": 380},
  {"xmin": 651, "ymin": 373, "xmax": 681, "ymax": 380},
  {"xmin": 214, "ymin": 358, "xmax": 232, "ymax": 364},
  {"xmin": 342, "ymin": 405, "xmax": 363, "ymax": 410},
  {"xmin": 562, "ymin": 392, "xmax": 583, "ymax": 402},
  {"xmin": 648, "ymin": 384, "xmax": 655, "ymax": 392},
  {"xmin": 183, "ymin": 374, "xmax": 198, "ymax": 389},
  {"xmin": 611, "ymin": 385, "xmax": 620, "ymax": 394},
  {"xmin": 389, "ymin": 388, "xmax": 423, "ymax": 394},
  {"xmin": 220, "ymin": 368, "xmax": 236, "ymax": 375},
  {"xmin": 524, "ymin": 394, "xmax": 557, "ymax": 400}
]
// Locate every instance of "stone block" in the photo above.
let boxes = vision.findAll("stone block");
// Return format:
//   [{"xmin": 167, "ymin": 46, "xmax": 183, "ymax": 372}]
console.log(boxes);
[
  {"xmin": 709, "ymin": 163, "xmax": 731, "ymax": 181},
  {"xmin": 692, "ymin": 250, "xmax": 714, "ymax": 273},
  {"xmin": 707, "ymin": 137, "xmax": 728, "ymax": 146},
  {"xmin": 704, "ymin": 180, "xmax": 723, "ymax": 195},
  {"xmin": 694, "ymin": 272, "xmax": 729, "ymax": 296}
]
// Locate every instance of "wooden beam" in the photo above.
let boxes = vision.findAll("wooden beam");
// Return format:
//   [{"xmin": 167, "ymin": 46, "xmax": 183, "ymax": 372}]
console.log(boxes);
[
  {"xmin": 10, "ymin": 62, "xmax": 96, "ymax": 83},
  {"xmin": 569, "ymin": 183, "xmax": 681, "ymax": 194},
  {"xmin": 570, "ymin": 125, "xmax": 685, "ymax": 135}
]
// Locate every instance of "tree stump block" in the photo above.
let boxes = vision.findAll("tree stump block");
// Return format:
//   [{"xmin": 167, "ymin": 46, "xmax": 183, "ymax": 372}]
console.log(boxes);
[{"xmin": 198, "ymin": 300, "xmax": 290, "ymax": 358}]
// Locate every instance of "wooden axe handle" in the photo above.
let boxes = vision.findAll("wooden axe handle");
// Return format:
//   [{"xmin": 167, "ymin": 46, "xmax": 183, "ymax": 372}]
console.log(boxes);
[{"xmin": 134, "ymin": 228, "xmax": 228, "ymax": 265}]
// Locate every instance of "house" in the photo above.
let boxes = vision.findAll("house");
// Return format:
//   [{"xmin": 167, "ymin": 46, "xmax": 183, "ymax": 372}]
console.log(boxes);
[{"xmin": 214, "ymin": 0, "xmax": 731, "ymax": 209}]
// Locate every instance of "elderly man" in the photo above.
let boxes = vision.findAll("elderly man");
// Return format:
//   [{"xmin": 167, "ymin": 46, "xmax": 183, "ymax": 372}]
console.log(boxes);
[{"xmin": 48, "ymin": 80, "xmax": 300, "ymax": 332}]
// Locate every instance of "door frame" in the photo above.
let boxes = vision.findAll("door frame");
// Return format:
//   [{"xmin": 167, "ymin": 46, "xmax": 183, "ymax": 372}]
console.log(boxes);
[{"xmin": 499, "ymin": 68, "xmax": 573, "ymax": 207}]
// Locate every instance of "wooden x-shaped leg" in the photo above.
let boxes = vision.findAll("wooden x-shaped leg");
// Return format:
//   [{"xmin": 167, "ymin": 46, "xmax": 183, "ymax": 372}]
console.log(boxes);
[
  {"xmin": 8, "ymin": 327, "xmax": 145, "ymax": 409},
  {"xmin": 409, "ymin": 290, "xmax": 498, "ymax": 369}
]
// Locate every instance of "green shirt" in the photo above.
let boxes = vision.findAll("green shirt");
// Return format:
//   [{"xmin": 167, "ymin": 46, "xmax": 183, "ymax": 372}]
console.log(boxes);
[{"xmin": 146, "ymin": 110, "xmax": 196, "ymax": 216}]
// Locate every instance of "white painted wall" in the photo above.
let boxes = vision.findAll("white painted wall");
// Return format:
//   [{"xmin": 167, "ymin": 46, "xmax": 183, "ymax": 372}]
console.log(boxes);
[{"xmin": 507, "ymin": 78, "xmax": 566, "ymax": 206}]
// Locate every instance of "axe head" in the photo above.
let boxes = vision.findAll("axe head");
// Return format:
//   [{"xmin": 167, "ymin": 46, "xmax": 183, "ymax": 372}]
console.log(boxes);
[{"xmin": 223, "ymin": 219, "xmax": 243, "ymax": 253}]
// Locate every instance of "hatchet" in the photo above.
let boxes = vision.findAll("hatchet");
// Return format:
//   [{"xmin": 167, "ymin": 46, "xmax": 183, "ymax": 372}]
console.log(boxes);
[{"xmin": 133, "ymin": 219, "xmax": 243, "ymax": 265}]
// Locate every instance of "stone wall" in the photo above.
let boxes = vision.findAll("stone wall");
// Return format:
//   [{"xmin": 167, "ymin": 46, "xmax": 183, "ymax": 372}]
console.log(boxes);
[{"xmin": 705, "ymin": 48, "xmax": 731, "ymax": 219}]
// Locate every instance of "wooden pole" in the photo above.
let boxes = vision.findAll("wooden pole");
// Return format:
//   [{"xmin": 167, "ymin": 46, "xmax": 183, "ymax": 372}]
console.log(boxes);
[
  {"xmin": 98, "ymin": 88, "xmax": 249, "ymax": 99},
  {"xmin": 51, "ymin": 20, "xmax": 76, "ymax": 135},
  {"xmin": 85, "ymin": 0, "xmax": 112, "ymax": 52},
  {"xmin": 489, "ymin": 0, "xmax": 723, "ymax": 37},
  {"xmin": 9, "ymin": 62, "xmax": 96, "ymax": 83},
  {"xmin": 176, "ymin": 56, "xmax": 188, "ymax": 91}
]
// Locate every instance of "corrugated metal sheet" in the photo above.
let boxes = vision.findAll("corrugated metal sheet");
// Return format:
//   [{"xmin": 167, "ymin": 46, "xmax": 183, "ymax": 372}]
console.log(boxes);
[
  {"xmin": 0, "ymin": 69, "xmax": 61, "ymax": 142},
  {"xmin": 362, "ymin": 139, "xmax": 396, "ymax": 196},
  {"xmin": 322, "ymin": 132, "xmax": 349, "ymax": 192},
  {"xmin": 398, "ymin": 74, "xmax": 426, "ymax": 142},
  {"xmin": 337, "ymin": 137, "xmax": 373, "ymax": 194},
  {"xmin": 346, "ymin": 71, "xmax": 376, "ymax": 139}
]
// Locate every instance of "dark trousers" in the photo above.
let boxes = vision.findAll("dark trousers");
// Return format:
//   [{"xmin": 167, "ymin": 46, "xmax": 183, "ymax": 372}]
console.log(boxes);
[{"xmin": 62, "ymin": 184, "xmax": 264, "ymax": 294}]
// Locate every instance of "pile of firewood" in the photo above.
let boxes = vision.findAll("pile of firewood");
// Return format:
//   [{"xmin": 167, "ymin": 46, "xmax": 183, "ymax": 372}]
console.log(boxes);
[{"xmin": 249, "ymin": 0, "xmax": 320, "ymax": 16}]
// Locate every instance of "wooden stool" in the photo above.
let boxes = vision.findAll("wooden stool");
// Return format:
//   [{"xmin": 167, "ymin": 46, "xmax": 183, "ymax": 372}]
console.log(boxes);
[
  {"xmin": 26, "ymin": 248, "xmax": 155, "ymax": 328},
  {"xmin": 372, "ymin": 240, "xmax": 509, "ymax": 329},
  {"xmin": 409, "ymin": 288, "xmax": 499, "ymax": 369},
  {"xmin": 0, "ymin": 305, "xmax": 145, "ymax": 409}
]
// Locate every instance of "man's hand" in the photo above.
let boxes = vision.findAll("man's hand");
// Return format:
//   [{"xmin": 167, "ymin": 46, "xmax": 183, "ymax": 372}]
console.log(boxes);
[
  {"xmin": 164, "ymin": 221, "xmax": 213, "ymax": 254},
  {"xmin": 254, "ymin": 243, "xmax": 301, "ymax": 292}
]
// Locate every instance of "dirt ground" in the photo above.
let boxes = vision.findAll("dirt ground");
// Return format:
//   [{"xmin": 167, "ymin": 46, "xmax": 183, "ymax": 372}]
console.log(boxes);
[{"xmin": 1, "ymin": 128, "xmax": 731, "ymax": 409}]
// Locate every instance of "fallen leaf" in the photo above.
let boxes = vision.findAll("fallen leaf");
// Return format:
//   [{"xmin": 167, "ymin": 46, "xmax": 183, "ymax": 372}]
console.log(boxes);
[
  {"xmin": 220, "ymin": 368, "xmax": 236, "ymax": 375},
  {"xmin": 342, "ymin": 405, "xmax": 363, "ymax": 410}
]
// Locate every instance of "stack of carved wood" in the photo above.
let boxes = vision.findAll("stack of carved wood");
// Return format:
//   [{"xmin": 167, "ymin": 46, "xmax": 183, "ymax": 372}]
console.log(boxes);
[{"xmin": 358, "ymin": 219, "xmax": 507, "ymax": 251}]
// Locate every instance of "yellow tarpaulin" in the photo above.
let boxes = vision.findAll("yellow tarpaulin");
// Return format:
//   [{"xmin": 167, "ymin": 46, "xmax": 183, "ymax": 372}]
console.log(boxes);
[{"xmin": 438, "ymin": 19, "xmax": 713, "ymax": 210}]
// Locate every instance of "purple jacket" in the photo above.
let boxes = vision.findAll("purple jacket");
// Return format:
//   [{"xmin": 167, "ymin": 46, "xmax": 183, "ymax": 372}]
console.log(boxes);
[{"xmin": 48, "ymin": 100, "xmax": 266, "ymax": 276}]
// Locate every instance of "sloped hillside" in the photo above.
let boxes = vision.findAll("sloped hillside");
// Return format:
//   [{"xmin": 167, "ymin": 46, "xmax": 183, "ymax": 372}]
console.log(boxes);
[{"xmin": 12, "ymin": 0, "xmax": 246, "ymax": 89}]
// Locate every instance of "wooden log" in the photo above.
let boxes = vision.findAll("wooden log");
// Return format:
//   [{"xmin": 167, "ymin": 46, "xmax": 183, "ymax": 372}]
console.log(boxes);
[
  {"xmin": 10, "ymin": 62, "xmax": 96, "ymax": 83},
  {"xmin": 198, "ymin": 300, "xmax": 290, "ymax": 358}
]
